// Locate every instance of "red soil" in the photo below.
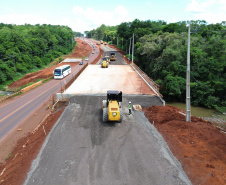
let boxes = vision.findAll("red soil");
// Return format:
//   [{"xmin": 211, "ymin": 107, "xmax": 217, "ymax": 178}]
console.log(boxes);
[
  {"xmin": 0, "ymin": 39, "xmax": 225, "ymax": 185},
  {"xmin": 8, "ymin": 38, "xmax": 92, "ymax": 90},
  {"xmin": 0, "ymin": 38, "xmax": 93, "ymax": 185},
  {"xmin": 0, "ymin": 107, "xmax": 65, "ymax": 185},
  {"xmin": 143, "ymin": 105, "xmax": 226, "ymax": 185}
]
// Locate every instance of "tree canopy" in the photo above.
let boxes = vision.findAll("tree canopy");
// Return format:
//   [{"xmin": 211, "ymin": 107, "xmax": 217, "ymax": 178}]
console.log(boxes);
[
  {"xmin": 84, "ymin": 20, "xmax": 226, "ymax": 112},
  {"xmin": 0, "ymin": 23, "xmax": 75, "ymax": 87}
]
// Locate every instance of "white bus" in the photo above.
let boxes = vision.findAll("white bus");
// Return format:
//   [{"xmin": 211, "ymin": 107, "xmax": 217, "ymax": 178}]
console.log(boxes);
[{"xmin": 54, "ymin": 65, "xmax": 71, "ymax": 79}]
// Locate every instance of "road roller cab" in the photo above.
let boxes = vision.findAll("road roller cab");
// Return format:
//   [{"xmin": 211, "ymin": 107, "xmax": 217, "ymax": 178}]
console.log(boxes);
[
  {"xmin": 105, "ymin": 55, "xmax": 110, "ymax": 63},
  {"xmin": 102, "ymin": 91, "xmax": 123, "ymax": 122},
  {"xmin": 110, "ymin": 52, "xmax": 116, "ymax": 61},
  {"xmin": 101, "ymin": 57, "xmax": 109, "ymax": 68}
]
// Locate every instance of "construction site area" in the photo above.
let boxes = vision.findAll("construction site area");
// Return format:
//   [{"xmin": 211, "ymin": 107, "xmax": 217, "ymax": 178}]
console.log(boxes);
[{"xmin": 0, "ymin": 39, "xmax": 225, "ymax": 185}]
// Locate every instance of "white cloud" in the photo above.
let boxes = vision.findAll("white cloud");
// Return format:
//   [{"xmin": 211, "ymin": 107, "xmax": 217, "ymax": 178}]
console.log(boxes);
[
  {"xmin": 185, "ymin": 0, "xmax": 207, "ymax": 13},
  {"xmin": 185, "ymin": 0, "xmax": 226, "ymax": 23},
  {"xmin": 72, "ymin": 5, "xmax": 131, "ymax": 32}
]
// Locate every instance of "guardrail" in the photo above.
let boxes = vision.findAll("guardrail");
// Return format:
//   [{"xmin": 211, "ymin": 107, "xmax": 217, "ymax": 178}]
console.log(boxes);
[
  {"xmin": 131, "ymin": 63, "xmax": 162, "ymax": 97},
  {"xmin": 130, "ymin": 63, "xmax": 165, "ymax": 106}
]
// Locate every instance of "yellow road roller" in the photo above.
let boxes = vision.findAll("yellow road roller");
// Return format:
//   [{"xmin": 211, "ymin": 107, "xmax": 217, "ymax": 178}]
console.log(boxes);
[
  {"xmin": 102, "ymin": 91, "xmax": 123, "ymax": 122},
  {"xmin": 101, "ymin": 57, "xmax": 109, "ymax": 68}
]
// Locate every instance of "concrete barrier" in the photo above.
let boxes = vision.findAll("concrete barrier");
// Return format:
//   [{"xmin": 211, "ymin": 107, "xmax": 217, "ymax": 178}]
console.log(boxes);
[
  {"xmin": 57, "ymin": 63, "xmax": 89, "ymax": 101},
  {"xmin": 21, "ymin": 81, "xmax": 43, "ymax": 93}
]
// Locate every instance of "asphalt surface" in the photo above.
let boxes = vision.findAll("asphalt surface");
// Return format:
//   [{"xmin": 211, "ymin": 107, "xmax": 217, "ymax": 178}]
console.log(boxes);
[
  {"xmin": 24, "ymin": 43, "xmax": 191, "ymax": 185},
  {"xmin": 0, "ymin": 65, "xmax": 84, "ymax": 143},
  {"xmin": 24, "ymin": 95, "xmax": 191, "ymax": 185},
  {"xmin": 0, "ymin": 40, "xmax": 97, "ymax": 143},
  {"xmin": 99, "ymin": 45, "xmax": 127, "ymax": 65}
]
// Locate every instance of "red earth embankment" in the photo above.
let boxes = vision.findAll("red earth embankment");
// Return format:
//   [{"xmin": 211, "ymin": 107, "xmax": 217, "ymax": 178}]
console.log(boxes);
[
  {"xmin": 144, "ymin": 105, "xmax": 226, "ymax": 185},
  {"xmin": 8, "ymin": 38, "xmax": 92, "ymax": 90}
]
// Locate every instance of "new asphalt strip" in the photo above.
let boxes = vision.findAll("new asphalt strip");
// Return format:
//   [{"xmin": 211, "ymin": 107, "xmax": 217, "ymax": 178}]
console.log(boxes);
[{"xmin": 24, "ymin": 95, "xmax": 191, "ymax": 185}]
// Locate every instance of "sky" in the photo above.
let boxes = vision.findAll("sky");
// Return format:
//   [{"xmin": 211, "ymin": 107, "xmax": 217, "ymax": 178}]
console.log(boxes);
[{"xmin": 0, "ymin": 0, "xmax": 225, "ymax": 33}]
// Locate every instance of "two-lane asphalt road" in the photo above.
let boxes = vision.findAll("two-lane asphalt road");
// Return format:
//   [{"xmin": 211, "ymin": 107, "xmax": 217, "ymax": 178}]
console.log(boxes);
[{"xmin": 0, "ymin": 44, "xmax": 99, "ymax": 143}]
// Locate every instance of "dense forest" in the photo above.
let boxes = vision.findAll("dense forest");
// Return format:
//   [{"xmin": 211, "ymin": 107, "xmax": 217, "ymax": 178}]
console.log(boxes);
[
  {"xmin": 86, "ymin": 20, "xmax": 226, "ymax": 112},
  {"xmin": 0, "ymin": 23, "xmax": 75, "ymax": 87},
  {"xmin": 74, "ymin": 31, "xmax": 84, "ymax": 37}
]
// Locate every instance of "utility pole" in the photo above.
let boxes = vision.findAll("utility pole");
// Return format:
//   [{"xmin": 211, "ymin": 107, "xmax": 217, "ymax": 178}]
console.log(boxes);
[
  {"xmin": 117, "ymin": 37, "xmax": 118, "ymax": 45},
  {"xmin": 186, "ymin": 25, "xmax": 191, "ymax": 122},
  {"xmin": 132, "ymin": 33, "xmax": 134, "ymax": 65},
  {"xmin": 129, "ymin": 38, "xmax": 131, "ymax": 60},
  {"xmin": 126, "ymin": 40, "xmax": 127, "ymax": 53}
]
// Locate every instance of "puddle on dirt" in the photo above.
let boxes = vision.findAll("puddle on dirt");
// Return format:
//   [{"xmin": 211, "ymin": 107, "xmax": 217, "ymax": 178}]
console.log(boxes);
[
  {"xmin": 0, "ymin": 90, "xmax": 14, "ymax": 96},
  {"xmin": 166, "ymin": 102, "xmax": 226, "ymax": 122}
]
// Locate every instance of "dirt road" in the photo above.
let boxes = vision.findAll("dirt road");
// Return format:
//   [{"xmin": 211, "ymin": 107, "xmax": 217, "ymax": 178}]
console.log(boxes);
[{"xmin": 24, "ymin": 96, "xmax": 191, "ymax": 185}]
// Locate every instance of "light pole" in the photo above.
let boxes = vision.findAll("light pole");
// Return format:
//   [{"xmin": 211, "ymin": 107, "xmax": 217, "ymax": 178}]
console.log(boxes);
[
  {"xmin": 132, "ymin": 33, "xmax": 134, "ymax": 65},
  {"xmin": 129, "ymin": 38, "xmax": 131, "ymax": 60},
  {"xmin": 186, "ymin": 25, "xmax": 191, "ymax": 122}
]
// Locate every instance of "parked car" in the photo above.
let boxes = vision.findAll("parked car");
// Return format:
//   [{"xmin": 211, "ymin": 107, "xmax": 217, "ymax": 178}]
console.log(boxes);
[
  {"xmin": 85, "ymin": 57, "xmax": 89, "ymax": 61},
  {"xmin": 79, "ymin": 61, "xmax": 83, "ymax": 65},
  {"xmin": 92, "ymin": 51, "xmax": 94, "ymax": 54}
]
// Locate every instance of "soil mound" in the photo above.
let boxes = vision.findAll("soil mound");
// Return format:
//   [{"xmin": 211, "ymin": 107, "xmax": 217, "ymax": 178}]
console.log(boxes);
[{"xmin": 143, "ymin": 105, "xmax": 226, "ymax": 185}]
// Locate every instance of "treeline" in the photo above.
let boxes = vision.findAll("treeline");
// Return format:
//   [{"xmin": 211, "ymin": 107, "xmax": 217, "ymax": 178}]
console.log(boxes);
[
  {"xmin": 0, "ymin": 23, "xmax": 75, "ymax": 86},
  {"xmin": 86, "ymin": 20, "xmax": 226, "ymax": 112},
  {"xmin": 74, "ymin": 31, "xmax": 84, "ymax": 37},
  {"xmin": 85, "ymin": 24, "xmax": 118, "ymax": 44}
]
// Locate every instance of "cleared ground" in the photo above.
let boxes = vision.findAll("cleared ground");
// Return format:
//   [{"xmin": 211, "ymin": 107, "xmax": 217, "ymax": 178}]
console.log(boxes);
[
  {"xmin": 62, "ymin": 44, "xmax": 156, "ymax": 97},
  {"xmin": 1, "ymin": 41, "xmax": 224, "ymax": 185},
  {"xmin": 23, "ymin": 44, "xmax": 192, "ymax": 185},
  {"xmin": 24, "ymin": 96, "xmax": 191, "ymax": 185},
  {"xmin": 64, "ymin": 65, "xmax": 156, "ymax": 95}
]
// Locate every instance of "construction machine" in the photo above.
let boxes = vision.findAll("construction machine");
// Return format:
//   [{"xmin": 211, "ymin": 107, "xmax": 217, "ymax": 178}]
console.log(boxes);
[
  {"xmin": 101, "ymin": 57, "xmax": 109, "ymax": 68},
  {"xmin": 110, "ymin": 52, "xmax": 116, "ymax": 61},
  {"xmin": 104, "ymin": 42, "xmax": 107, "ymax": 45},
  {"xmin": 102, "ymin": 91, "xmax": 123, "ymax": 122},
  {"xmin": 105, "ymin": 55, "xmax": 110, "ymax": 63}
]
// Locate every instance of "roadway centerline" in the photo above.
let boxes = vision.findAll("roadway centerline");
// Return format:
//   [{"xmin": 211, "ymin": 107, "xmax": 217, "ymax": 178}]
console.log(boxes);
[
  {"xmin": 0, "ymin": 82, "xmax": 59, "ymax": 123},
  {"xmin": 0, "ymin": 65, "xmax": 81, "ymax": 122}
]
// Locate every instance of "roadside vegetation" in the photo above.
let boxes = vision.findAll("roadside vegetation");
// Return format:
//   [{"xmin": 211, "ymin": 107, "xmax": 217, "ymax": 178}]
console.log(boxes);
[
  {"xmin": 0, "ymin": 23, "xmax": 76, "ymax": 90},
  {"xmin": 85, "ymin": 20, "xmax": 226, "ymax": 112}
]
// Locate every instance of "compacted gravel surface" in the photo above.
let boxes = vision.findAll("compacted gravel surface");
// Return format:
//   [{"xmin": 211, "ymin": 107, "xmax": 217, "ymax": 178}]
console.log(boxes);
[{"xmin": 24, "ymin": 95, "xmax": 191, "ymax": 185}]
